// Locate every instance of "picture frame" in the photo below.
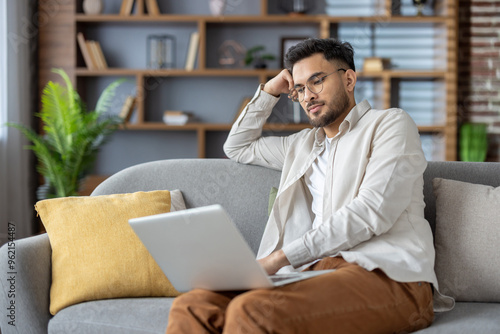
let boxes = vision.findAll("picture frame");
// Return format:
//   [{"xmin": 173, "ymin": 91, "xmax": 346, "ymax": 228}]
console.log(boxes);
[{"xmin": 280, "ymin": 37, "xmax": 308, "ymax": 68}]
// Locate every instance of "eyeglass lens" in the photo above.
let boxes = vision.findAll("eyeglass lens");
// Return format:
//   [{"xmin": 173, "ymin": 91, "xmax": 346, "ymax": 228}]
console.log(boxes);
[{"xmin": 289, "ymin": 69, "xmax": 346, "ymax": 103}]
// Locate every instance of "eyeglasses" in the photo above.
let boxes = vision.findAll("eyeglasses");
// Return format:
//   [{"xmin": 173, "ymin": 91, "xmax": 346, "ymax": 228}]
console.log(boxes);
[{"xmin": 289, "ymin": 68, "xmax": 347, "ymax": 103}]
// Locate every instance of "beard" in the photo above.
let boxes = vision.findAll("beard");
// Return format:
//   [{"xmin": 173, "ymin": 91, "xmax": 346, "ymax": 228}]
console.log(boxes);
[{"xmin": 305, "ymin": 88, "xmax": 350, "ymax": 128}]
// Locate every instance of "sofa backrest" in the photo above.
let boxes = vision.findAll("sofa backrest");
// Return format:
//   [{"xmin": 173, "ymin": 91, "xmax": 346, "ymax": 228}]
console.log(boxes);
[
  {"xmin": 422, "ymin": 161, "xmax": 500, "ymax": 235},
  {"xmin": 93, "ymin": 159, "xmax": 500, "ymax": 254},
  {"xmin": 92, "ymin": 159, "xmax": 281, "ymax": 254}
]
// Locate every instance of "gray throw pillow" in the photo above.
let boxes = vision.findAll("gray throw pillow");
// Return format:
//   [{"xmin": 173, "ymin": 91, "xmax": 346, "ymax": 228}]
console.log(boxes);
[{"xmin": 433, "ymin": 178, "xmax": 500, "ymax": 302}]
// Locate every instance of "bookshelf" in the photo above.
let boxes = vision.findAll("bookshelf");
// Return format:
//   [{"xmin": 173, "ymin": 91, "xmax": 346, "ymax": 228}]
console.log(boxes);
[{"xmin": 38, "ymin": 0, "xmax": 458, "ymax": 168}]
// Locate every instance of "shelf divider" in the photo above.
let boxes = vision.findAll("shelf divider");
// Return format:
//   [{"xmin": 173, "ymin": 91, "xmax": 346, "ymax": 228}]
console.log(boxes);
[
  {"xmin": 198, "ymin": 19, "xmax": 207, "ymax": 70},
  {"xmin": 135, "ymin": 73, "xmax": 145, "ymax": 124}
]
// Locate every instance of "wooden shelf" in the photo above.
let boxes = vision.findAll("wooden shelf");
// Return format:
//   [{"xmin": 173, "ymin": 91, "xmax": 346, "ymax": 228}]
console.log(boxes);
[
  {"xmin": 75, "ymin": 14, "xmax": 451, "ymax": 24},
  {"xmin": 121, "ymin": 122, "xmax": 312, "ymax": 132},
  {"xmin": 75, "ymin": 68, "xmax": 448, "ymax": 79},
  {"xmin": 119, "ymin": 121, "xmax": 444, "ymax": 159},
  {"xmin": 359, "ymin": 70, "xmax": 447, "ymax": 78},
  {"xmin": 119, "ymin": 122, "xmax": 313, "ymax": 158},
  {"xmin": 418, "ymin": 125, "xmax": 447, "ymax": 132},
  {"xmin": 75, "ymin": 68, "xmax": 279, "ymax": 77},
  {"xmin": 121, "ymin": 122, "xmax": 443, "ymax": 133}
]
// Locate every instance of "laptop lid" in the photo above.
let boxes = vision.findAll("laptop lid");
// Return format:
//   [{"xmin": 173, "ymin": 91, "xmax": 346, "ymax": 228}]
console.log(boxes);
[{"xmin": 129, "ymin": 204, "xmax": 274, "ymax": 292}]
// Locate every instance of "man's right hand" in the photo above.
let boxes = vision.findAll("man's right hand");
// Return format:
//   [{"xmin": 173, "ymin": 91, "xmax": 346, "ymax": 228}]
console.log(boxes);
[{"xmin": 263, "ymin": 69, "xmax": 295, "ymax": 98}]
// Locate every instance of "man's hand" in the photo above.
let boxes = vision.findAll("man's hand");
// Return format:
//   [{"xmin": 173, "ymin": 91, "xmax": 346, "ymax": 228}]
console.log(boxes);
[
  {"xmin": 257, "ymin": 249, "xmax": 291, "ymax": 275},
  {"xmin": 263, "ymin": 69, "xmax": 294, "ymax": 98}
]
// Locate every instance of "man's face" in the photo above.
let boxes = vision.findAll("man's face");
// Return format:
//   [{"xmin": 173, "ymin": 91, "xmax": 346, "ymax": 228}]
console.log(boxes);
[{"xmin": 292, "ymin": 53, "xmax": 351, "ymax": 129}]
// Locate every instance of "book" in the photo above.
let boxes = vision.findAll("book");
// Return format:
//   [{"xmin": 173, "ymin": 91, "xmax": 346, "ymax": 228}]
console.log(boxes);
[
  {"xmin": 119, "ymin": 96, "xmax": 136, "ymax": 122},
  {"xmin": 163, "ymin": 111, "xmax": 193, "ymax": 125},
  {"xmin": 145, "ymin": 0, "xmax": 160, "ymax": 15},
  {"xmin": 94, "ymin": 41, "xmax": 108, "ymax": 69},
  {"xmin": 120, "ymin": 0, "xmax": 135, "ymax": 15},
  {"xmin": 85, "ymin": 41, "xmax": 100, "ymax": 69},
  {"xmin": 86, "ymin": 41, "xmax": 107, "ymax": 69},
  {"xmin": 135, "ymin": 0, "xmax": 144, "ymax": 15},
  {"xmin": 185, "ymin": 32, "xmax": 200, "ymax": 71},
  {"xmin": 86, "ymin": 41, "xmax": 108, "ymax": 69},
  {"xmin": 77, "ymin": 33, "xmax": 96, "ymax": 70}
]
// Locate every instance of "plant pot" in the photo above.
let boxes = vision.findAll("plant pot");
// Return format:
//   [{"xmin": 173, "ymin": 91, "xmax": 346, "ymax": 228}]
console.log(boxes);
[{"xmin": 253, "ymin": 59, "xmax": 268, "ymax": 69}]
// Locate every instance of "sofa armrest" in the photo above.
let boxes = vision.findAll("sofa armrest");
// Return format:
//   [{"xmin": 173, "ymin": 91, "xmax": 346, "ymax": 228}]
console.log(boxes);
[{"xmin": 0, "ymin": 233, "xmax": 52, "ymax": 334}]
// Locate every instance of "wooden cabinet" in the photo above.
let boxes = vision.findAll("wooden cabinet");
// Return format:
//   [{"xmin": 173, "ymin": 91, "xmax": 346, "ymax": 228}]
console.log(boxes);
[{"xmin": 38, "ymin": 0, "xmax": 458, "ymax": 167}]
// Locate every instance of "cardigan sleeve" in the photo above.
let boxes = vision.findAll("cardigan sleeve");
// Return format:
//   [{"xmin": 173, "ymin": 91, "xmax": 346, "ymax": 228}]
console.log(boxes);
[{"xmin": 223, "ymin": 85, "xmax": 297, "ymax": 171}]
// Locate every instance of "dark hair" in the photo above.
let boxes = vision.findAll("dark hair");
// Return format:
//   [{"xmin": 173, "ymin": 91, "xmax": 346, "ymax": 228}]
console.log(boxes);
[{"xmin": 284, "ymin": 38, "xmax": 355, "ymax": 72}]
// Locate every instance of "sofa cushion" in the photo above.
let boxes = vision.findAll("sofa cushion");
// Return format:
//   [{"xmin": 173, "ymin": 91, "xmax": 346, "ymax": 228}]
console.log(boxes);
[
  {"xmin": 48, "ymin": 298, "xmax": 175, "ymax": 334},
  {"xmin": 35, "ymin": 190, "xmax": 185, "ymax": 315},
  {"xmin": 433, "ymin": 178, "xmax": 500, "ymax": 302},
  {"xmin": 415, "ymin": 302, "xmax": 500, "ymax": 334}
]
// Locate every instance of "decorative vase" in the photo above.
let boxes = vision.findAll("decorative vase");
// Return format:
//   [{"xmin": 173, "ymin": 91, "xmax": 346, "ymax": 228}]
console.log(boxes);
[
  {"xmin": 83, "ymin": 0, "xmax": 103, "ymax": 15},
  {"xmin": 209, "ymin": 0, "xmax": 226, "ymax": 16}
]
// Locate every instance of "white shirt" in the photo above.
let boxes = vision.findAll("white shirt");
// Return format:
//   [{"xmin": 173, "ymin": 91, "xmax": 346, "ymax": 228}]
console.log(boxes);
[
  {"xmin": 223, "ymin": 85, "xmax": 454, "ymax": 312},
  {"xmin": 304, "ymin": 136, "xmax": 332, "ymax": 230}
]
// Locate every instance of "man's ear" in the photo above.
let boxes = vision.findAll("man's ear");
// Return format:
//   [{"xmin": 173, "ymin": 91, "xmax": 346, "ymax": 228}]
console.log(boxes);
[{"xmin": 344, "ymin": 69, "xmax": 357, "ymax": 93}]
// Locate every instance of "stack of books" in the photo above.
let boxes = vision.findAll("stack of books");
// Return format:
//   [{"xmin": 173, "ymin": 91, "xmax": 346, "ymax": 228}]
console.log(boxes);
[
  {"xmin": 77, "ymin": 33, "xmax": 108, "ymax": 70},
  {"xmin": 163, "ymin": 111, "xmax": 193, "ymax": 125}
]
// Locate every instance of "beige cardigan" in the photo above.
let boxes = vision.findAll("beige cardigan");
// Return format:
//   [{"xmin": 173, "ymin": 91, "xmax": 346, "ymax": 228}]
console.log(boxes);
[{"xmin": 224, "ymin": 86, "xmax": 454, "ymax": 311}]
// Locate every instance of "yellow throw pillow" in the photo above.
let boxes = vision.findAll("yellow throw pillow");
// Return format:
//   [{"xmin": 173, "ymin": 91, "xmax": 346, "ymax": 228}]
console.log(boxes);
[{"xmin": 35, "ymin": 190, "xmax": 184, "ymax": 315}]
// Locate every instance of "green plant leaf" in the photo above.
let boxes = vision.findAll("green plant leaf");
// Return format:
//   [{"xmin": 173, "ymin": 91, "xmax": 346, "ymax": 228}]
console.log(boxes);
[
  {"xmin": 459, "ymin": 122, "xmax": 488, "ymax": 162},
  {"xmin": 52, "ymin": 68, "xmax": 79, "ymax": 121},
  {"xmin": 39, "ymin": 81, "xmax": 71, "ymax": 157},
  {"xmin": 261, "ymin": 54, "xmax": 276, "ymax": 61},
  {"xmin": 6, "ymin": 69, "xmax": 125, "ymax": 199},
  {"xmin": 244, "ymin": 54, "xmax": 254, "ymax": 66},
  {"xmin": 95, "ymin": 78, "xmax": 127, "ymax": 115}
]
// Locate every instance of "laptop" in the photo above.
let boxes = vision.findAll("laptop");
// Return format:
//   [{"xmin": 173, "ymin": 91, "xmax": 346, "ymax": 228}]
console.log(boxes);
[{"xmin": 129, "ymin": 204, "xmax": 334, "ymax": 292}]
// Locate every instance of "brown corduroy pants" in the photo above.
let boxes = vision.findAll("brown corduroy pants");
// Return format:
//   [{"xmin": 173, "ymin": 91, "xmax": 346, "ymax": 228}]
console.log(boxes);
[{"xmin": 165, "ymin": 257, "xmax": 434, "ymax": 334}]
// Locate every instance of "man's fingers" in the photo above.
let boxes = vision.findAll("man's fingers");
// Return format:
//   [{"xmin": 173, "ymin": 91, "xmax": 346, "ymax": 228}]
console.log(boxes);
[
  {"xmin": 281, "ymin": 69, "xmax": 294, "ymax": 91},
  {"xmin": 263, "ymin": 69, "xmax": 295, "ymax": 97}
]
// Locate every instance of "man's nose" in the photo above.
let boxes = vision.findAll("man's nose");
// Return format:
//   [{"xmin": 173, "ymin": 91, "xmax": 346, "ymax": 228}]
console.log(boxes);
[{"xmin": 303, "ymin": 88, "xmax": 317, "ymax": 103}]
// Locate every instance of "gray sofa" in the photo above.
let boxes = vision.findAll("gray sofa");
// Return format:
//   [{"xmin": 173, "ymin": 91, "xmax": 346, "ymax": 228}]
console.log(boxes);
[{"xmin": 1, "ymin": 159, "xmax": 499, "ymax": 334}]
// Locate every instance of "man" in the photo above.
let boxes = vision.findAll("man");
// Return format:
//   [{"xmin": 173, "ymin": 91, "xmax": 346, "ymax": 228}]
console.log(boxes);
[{"xmin": 166, "ymin": 38, "xmax": 453, "ymax": 334}]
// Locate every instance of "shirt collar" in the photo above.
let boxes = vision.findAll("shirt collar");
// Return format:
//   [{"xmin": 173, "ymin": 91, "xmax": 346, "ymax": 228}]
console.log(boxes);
[
  {"xmin": 314, "ymin": 127, "xmax": 326, "ymax": 147},
  {"xmin": 342, "ymin": 100, "xmax": 372, "ymax": 133}
]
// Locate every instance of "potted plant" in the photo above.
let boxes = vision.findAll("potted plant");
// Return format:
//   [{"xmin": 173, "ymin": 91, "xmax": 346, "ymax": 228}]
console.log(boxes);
[
  {"xmin": 244, "ymin": 45, "xmax": 276, "ymax": 69},
  {"xmin": 6, "ymin": 68, "xmax": 125, "ymax": 199}
]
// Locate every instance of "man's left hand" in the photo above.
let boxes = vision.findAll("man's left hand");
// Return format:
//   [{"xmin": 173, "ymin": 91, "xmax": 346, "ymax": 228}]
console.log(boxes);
[{"xmin": 257, "ymin": 249, "xmax": 291, "ymax": 275}]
